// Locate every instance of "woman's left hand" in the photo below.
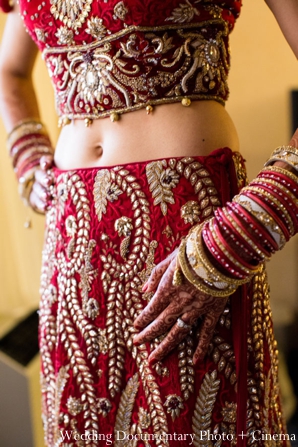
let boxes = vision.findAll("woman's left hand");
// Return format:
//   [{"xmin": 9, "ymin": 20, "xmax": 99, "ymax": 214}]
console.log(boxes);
[{"xmin": 133, "ymin": 248, "xmax": 228, "ymax": 365}]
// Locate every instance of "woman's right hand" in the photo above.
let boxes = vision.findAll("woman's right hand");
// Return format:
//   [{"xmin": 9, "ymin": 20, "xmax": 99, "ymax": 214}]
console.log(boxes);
[{"xmin": 29, "ymin": 155, "xmax": 54, "ymax": 213}]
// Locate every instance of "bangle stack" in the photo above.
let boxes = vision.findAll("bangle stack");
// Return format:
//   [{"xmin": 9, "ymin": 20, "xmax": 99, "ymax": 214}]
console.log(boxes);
[
  {"xmin": 177, "ymin": 146, "xmax": 298, "ymax": 298},
  {"xmin": 7, "ymin": 119, "xmax": 54, "ymax": 207}
]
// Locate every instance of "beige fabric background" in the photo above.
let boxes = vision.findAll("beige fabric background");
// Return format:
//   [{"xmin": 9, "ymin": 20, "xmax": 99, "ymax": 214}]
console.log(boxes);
[{"xmin": 0, "ymin": 0, "xmax": 297, "ymax": 325}]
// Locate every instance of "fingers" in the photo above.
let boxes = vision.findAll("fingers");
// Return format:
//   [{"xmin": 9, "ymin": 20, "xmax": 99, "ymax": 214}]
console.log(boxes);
[
  {"xmin": 28, "ymin": 157, "xmax": 55, "ymax": 213},
  {"xmin": 192, "ymin": 306, "xmax": 225, "ymax": 364},
  {"xmin": 142, "ymin": 250, "xmax": 176, "ymax": 293},
  {"xmin": 133, "ymin": 298, "xmax": 182, "ymax": 345},
  {"xmin": 134, "ymin": 257, "xmax": 177, "ymax": 329},
  {"xmin": 29, "ymin": 182, "xmax": 49, "ymax": 213},
  {"xmin": 289, "ymin": 129, "xmax": 298, "ymax": 148},
  {"xmin": 143, "ymin": 307, "xmax": 202, "ymax": 364},
  {"xmin": 40, "ymin": 154, "xmax": 54, "ymax": 171},
  {"xmin": 148, "ymin": 319, "xmax": 191, "ymax": 364}
]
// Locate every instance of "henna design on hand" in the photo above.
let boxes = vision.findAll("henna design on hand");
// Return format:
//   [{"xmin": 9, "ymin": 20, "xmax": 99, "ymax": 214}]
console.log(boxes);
[{"xmin": 133, "ymin": 248, "xmax": 228, "ymax": 364}]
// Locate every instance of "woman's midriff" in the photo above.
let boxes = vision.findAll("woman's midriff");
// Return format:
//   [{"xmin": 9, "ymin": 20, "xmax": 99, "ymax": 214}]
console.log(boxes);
[{"xmin": 54, "ymin": 100, "xmax": 239, "ymax": 169}]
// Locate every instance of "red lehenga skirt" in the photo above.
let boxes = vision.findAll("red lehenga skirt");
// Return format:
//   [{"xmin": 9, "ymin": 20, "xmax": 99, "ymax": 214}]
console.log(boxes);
[{"xmin": 39, "ymin": 148, "xmax": 287, "ymax": 447}]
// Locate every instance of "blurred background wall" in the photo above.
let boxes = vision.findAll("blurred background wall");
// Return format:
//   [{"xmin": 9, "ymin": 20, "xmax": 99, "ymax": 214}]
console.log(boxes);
[
  {"xmin": 227, "ymin": 0, "xmax": 298, "ymax": 326},
  {"xmin": 0, "ymin": 11, "xmax": 58, "ymax": 327}
]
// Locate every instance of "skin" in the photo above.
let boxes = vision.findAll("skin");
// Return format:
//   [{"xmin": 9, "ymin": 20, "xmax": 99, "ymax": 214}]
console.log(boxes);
[
  {"xmin": 0, "ymin": 0, "xmax": 298, "ymax": 363},
  {"xmin": 133, "ymin": 248, "xmax": 229, "ymax": 364}
]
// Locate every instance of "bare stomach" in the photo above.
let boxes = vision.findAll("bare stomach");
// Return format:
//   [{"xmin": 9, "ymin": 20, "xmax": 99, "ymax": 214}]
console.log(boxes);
[{"xmin": 54, "ymin": 100, "xmax": 239, "ymax": 169}]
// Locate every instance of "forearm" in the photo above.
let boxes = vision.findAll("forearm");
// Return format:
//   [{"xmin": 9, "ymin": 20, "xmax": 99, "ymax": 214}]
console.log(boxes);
[
  {"xmin": 265, "ymin": 0, "xmax": 298, "ymax": 58},
  {"xmin": 0, "ymin": 6, "xmax": 40, "ymax": 130},
  {"xmin": 180, "ymin": 130, "xmax": 298, "ymax": 297},
  {"xmin": 0, "ymin": 72, "xmax": 40, "ymax": 131}
]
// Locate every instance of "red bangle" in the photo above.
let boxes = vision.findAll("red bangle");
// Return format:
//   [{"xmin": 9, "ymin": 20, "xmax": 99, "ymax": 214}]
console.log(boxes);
[
  {"xmin": 215, "ymin": 207, "xmax": 264, "ymax": 262},
  {"xmin": 228, "ymin": 202, "xmax": 277, "ymax": 255},
  {"xmin": 203, "ymin": 220, "xmax": 248, "ymax": 279},
  {"xmin": 259, "ymin": 169, "xmax": 298, "ymax": 195},
  {"xmin": 225, "ymin": 203, "xmax": 271, "ymax": 259},
  {"xmin": 242, "ymin": 190, "xmax": 290, "ymax": 241},
  {"xmin": 212, "ymin": 219, "xmax": 259, "ymax": 273},
  {"xmin": 250, "ymin": 179, "xmax": 298, "ymax": 232},
  {"xmin": 16, "ymin": 151, "xmax": 44, "ymax": 176},
  {"xmin": 255, "ymin": 174, "xmax": 298, "ymax": 222}
]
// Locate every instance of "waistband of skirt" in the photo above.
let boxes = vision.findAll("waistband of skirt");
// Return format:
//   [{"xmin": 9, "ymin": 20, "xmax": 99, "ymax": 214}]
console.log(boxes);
[{"xmin": 53, "ymin": 147, "xmax": 242, "ymax": 175}]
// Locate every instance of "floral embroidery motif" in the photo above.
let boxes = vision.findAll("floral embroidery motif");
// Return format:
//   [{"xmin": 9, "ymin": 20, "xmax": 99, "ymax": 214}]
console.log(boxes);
[
  {"xmin": 67, "ymin": 397, "xmax": 83, "ymax": 416},
  {"xmin": 164, "ymin": 395, "xmax": 184, "ymax": 420},
  {"xmin": 222, "ymin": 402, "xmax": 237, "ymax": 423},
  {"xmin": 113, "ymin": 1, "xmax": 129, "ymax": 21},
  {"xmin": 97, "ymin": 398, "xmax": 112, "ymax": 417},
  {"xmin": 181, "ymin": 200, "xmax": 200, "ymax": 224},
  {"xmin": 55, "ymin": 27, "xmax": 74, "ymax": 46},
  {"xmin": 35, "ymin": 28, "xmax": 47, "ymax": 42},
  {"xmin": 146, "ymin": 160, "xmax": 179, "ymax": 216},
  {"xmin": 166, "ymin": 0, "xmax": 200, "ymax": 23},
  {"xmin": 115, "ymin": 216, "xmax": 133, "ymax": 237},
  {"xmin": 86, "ymin": 17, "xmax": 109, "ymax": 39},
  {"xmin": 205, "ymin": 5, "xmax": 223, "ymax": 19},
  {"xmin": 147, "ymin": 158, "xmax": 220, "ymax": 217},
  {"xmin": 115, "ymin": 216, "xmax": 133, "ymax": 259},
  {"xmin": 94, "ymin": 170, "xmax": 123, "ymax": 222},
  {"xmin": 84, "ymin": 298, "xmax": 100, "ymax": 320},
  {"xmin": 50, "ymin": 0, "xmax": 93, "ymax": 30}
]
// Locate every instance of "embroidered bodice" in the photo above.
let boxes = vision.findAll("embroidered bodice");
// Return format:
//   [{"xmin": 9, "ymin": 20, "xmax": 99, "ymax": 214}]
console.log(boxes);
[{"xmin": 1, "ymin": 0, "xmax": 242, "ymax": 123}]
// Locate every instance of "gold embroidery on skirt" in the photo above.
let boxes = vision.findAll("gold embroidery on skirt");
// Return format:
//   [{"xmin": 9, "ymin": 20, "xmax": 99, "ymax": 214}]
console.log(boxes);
[
  {"xmin": 177, "ymin": 335, "xmax": 195, "ymax": 400},
  {"xmin": 192, "ymin": 370, "xmax": 221, "ymax": 447},
  {"xmin": 232, "ymin": 151, "xmax": 249, "ymax": 189},
  {"xmin": 146, "ymin": 158, "xmax": 220, "ymax": 217}
]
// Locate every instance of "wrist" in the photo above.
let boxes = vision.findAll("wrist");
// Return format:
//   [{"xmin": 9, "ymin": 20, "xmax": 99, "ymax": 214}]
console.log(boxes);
[{"xmin": 7, "ymin": 119, "xmax": 54, "ymax": 209}]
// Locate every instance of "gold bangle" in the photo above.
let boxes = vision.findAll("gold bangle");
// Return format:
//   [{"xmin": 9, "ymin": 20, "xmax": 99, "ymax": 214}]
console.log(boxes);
[
  {"xmin": 178, "ymin": 239, "xmax": 236, "ymax": 298},
  {"xmin": 186, "ymin": 229, "xmax": 231, "ymax": 289},
  {"xmin": 187, "ymin": 222, "xmax": 249, "ymax": 287},
  {"xmin": 233, "ymin": 194, "xmax": 286, "ymax": 249},
  {"xmin": 7, "ymin": 119, "xmax": 48, "ymax": 151},
  {"xmin": 270, "ymin": 145, "xmax": 298, "ymax": 157},
  {"xmin": 264, "ymin": 146, "xmax": 298, "ymax": 171},
  {"xmin": 172, "ymin": 255, "xmax": 184, "ymax": 287},
  {"xmin": 241, "ymin": 185, "xmax": 295, "ymax": 237},
  {"xmin": 221, "ymin": 207, "xmax": 269, "ymax": 261}
]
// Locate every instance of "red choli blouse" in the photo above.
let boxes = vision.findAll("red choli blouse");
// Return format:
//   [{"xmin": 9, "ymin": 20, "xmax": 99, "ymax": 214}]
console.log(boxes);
[{"xmin": 0, "ymin": 0, "xmax": 242, "ymax": 123}]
